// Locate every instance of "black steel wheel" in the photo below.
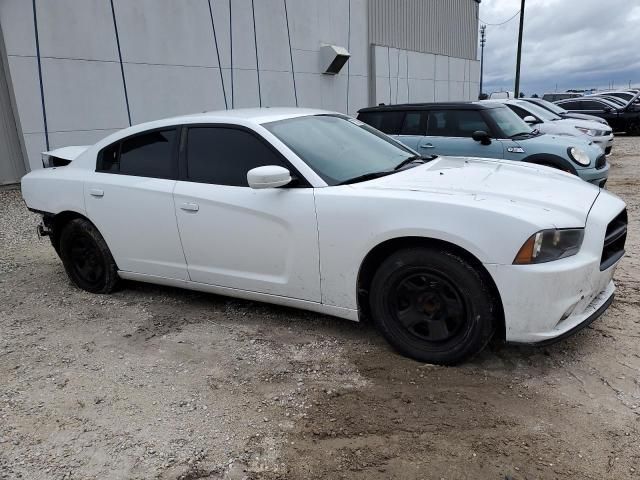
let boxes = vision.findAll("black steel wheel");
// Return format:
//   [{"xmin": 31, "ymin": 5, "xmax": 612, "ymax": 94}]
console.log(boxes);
[
  {"xmin": 370, "ymin": 247, "xmax": 496, "ymax": 365},
  {"xmin": 391, "ymin": 270, "xmax": 468, "ymax": 343},
  {"xmin": 59, "ymin": 218, "xmax": 119, "ymax": 294}
]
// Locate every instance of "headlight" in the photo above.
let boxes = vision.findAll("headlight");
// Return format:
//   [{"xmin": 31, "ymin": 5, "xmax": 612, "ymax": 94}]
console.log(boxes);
[
  {"xmin": 514, "ymin": 228, "xmax": 584, "ymax": 264},
  {"xmin": 575, "ymin": 126, "xmax": 597, "ymax": 137},
  {"xmin": 568, "ymin": 147, "xmax": 591, "ymax": 166}
]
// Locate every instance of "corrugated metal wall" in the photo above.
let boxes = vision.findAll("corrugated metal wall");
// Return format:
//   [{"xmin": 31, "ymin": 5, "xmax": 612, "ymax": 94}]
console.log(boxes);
[
  {"xmin": 0, "ymin": 23, "xmax": 26, "ymax": 184},
  {"xmin": 369, "ymin": 0, "xmax": 479, "ymax": 60}
]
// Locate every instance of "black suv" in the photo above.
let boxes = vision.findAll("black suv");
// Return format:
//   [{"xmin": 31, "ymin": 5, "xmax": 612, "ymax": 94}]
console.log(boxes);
[{"xmin": 556, "ymin": 95, "xmax": 640, "ymax": 135}]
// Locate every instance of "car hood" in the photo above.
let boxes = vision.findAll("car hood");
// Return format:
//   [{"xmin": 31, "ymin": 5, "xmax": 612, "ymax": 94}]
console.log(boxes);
[
  {"xmin": 538, "ymin": 119, "xmax": 603, "ymax": 138},
  {"xmin": 555, "ymin": 118, "xmax": 610, "ymax": 133},
  {"xmin": 354, "ymin": 156, "xmax": 600, "ymax": 226},
  {"xmin": 563, "ymin": 112, "xmax": 608, "ymax": 125},
  {"xmin": 512, "ymin": 132, "xmax": 604, "ymax": 162}
]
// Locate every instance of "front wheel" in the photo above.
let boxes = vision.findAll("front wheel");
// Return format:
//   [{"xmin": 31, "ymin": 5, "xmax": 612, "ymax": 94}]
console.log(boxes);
[
  {"xmin": 369, "ymin": 247, "xmax": 496, "ymax": 365},
  {"xmin": 59, "ymin": 218, "xmax": 119, "ymax": 294}
]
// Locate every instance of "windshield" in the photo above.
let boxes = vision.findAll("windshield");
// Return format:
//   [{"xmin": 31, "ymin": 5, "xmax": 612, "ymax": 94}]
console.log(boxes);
[
  {"xmin": 264, "ymin": 115, "xmax": 418, "ymax": 186},
  {"xmin": 485, "ymin": 107, "xmax": 533, "ymax": 137},
  {"xmin": 532, "ymin": 98, "xmax": 567, "ymax": 115},
  {"xmin": 515, "ymin": 100, "xmax": 560, "ymax": 121}
]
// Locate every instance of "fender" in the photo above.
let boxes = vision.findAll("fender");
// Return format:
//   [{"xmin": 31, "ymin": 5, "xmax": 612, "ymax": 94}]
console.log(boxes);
[{"xmin": 521, "ymin": 153, "xmax": 577, "ymax": 175}]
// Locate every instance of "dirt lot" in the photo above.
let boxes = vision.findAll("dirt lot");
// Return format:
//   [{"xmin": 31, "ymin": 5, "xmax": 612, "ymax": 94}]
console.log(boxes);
[{"xmin": 1, "ymin": 139, "xmax": 639, "ymax": 480}]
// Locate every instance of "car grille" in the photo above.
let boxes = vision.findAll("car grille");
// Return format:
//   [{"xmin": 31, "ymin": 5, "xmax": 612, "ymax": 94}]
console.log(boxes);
[
  {"xmin": 596, "ymin": 154, "xmax": 607, "ymax": 170},
  {"xmin": 601, "ymin": 209, "xmax": 627, "ymax": 271}
]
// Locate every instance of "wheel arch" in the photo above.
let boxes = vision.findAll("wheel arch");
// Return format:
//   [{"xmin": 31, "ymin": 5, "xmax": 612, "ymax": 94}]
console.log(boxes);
[
  {"xmin": 45, "ymin": 210, "xmax": 95, "ymax": 253},
  {"xmin": 356, "ymin": 236, "xmax": 505, "ymax": 340},
  {"xmin": 522, "ymin": 153, "xmax": 577, "ymax": 175}
]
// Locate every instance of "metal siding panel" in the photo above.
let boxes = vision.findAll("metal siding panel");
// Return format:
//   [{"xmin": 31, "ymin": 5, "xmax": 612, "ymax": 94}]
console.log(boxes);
[{"xmin": 0, "ymin": 23, "xmax": 27, "ymax": 183}]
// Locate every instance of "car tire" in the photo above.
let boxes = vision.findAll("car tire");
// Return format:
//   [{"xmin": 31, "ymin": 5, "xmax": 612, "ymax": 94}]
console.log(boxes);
[
  {"xmin": 59, "ymin": 218, "xmax": 119, "ymax": 294},
  {"xmin": 369, "ymin": 247, "xmax": 496, "ymax": 365}
]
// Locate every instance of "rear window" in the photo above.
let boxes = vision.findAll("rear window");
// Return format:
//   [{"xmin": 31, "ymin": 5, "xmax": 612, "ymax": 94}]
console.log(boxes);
[
  {"xmin": 97, "ymin": 128, "xmax": 177, "ymax": 179},
  {"xmin": 357, "ymin": 111, "xmax": 405, "ymax": 135}
]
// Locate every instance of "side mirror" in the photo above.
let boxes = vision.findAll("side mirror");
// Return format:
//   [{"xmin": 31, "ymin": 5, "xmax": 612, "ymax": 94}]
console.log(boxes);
[
  {"xmin": 523, "ymin": 115, "xmax": 538, "ymax": 124},
  {"xmin": 247, "ymin": 165, "xmax": 292, "ymax": 189},
  {"xmin": 472, "ymin": 130, "xmax": 492, "ymax": 145},
  {"xmin": 603, "ymin": 106, "xmax": 613, "ymax": 113}
]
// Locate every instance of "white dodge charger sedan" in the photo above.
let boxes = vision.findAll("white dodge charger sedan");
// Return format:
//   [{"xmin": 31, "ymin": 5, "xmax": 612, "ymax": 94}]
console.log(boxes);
[{"xmin": 21, "ymin": 108, "xmax": 627, "ymax": 365}]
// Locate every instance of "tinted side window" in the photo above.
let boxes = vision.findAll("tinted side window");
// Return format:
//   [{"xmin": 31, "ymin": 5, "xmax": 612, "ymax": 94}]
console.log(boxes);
[
  {"xmin": 186, "ymin": 127, "xmax": 287, "ymax": 187},
  {"xmin": 427, "ymin": 110, "xmax": 490, "ymax": 137},
  {"xmin": 581, "ymin": 100, "xmax": 605, "ymax": 111},
  {"xmin": 507, "ymin": 104, "xmax": 530, "ymax": 120},
  {"xmin": 400, "ymin": 111, "xmax": 428, "ymax": 135},
  {"xmin": 112, "ymin": 129, "xmax": 177, "ymax": 178},
  {"xmin": 357, "ymin": 111, "xmax": 405, "ymax": 134},
  {"xmin": 98, "ymin": 143, "xmax": 120, "ymax": 172},
  {"xmin": 558, "ymin": 100, "xmax": 580, "ymax": 110}
]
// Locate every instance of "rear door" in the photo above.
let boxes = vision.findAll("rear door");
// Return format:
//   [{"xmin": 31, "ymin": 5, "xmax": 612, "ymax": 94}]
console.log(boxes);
[
  {"xmin": 418, "ymin": 109, "xmax": 504, "ymax": 158},
  {"xmin": 85, "ymin": 128, "xmax": 187, "ymax": 280},
  {"xmin": 394, "ymin": 110, "xmax": 428, "ymax": 150},
  {"xmin": 173, "ymin": 125, "xmax": 321, "ymax": 302}
]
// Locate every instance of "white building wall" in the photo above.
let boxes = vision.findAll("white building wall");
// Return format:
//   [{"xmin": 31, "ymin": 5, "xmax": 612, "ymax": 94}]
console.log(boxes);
[
  {"xmin": 372, "ymin": 45, "xmax": 480, "ymax": 105},
  {"xmin": 0, "ymin": 0, "xmax": 479, "ymax": 172}
]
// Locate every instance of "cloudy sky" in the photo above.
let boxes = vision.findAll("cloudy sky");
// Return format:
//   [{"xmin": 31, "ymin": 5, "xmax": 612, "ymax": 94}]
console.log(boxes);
[{"xmin": 478, "ymin": 0, "xmax": 640, "ymax": 96}]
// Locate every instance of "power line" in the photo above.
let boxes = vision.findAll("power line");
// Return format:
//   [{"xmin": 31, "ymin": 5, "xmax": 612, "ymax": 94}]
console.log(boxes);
[{"xmin": 479, "ymin": 9, "xmax": 521, "ymax": 26}]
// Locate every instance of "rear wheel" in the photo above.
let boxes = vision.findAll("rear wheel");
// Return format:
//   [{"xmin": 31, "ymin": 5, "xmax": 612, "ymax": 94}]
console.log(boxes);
[
  {"xmin": 59, "ymin": 218, "xmax": 119, "ymax": 294},
  {"xmin": 369, "ymin": 247, "xmax": 496, "ymax": 365}
]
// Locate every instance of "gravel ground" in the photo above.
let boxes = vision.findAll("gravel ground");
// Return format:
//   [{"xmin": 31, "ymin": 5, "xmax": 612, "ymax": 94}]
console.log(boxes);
[{"xmin": 1, "ymin": 138, "xmax": 639, "ymax": 480}]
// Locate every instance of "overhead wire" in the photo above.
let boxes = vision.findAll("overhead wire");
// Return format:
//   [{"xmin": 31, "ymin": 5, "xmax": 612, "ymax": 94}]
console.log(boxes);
[{"xmin": 479, "ymin": 9, "xmax": 521, "ymax": 26}]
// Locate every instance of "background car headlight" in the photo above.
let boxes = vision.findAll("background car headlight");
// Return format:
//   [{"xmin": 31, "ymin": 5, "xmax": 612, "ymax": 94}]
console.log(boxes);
[
  {"xmin": 568, "ymin": 147, "xmax": 591, "ymax": 166},
  {"xmin": 514, "ymin": 228, "xmax": 584, "ymax": 264},
  {"xmin": 575, "ymin": 126, "xmax": 597, "ymax": 137}
]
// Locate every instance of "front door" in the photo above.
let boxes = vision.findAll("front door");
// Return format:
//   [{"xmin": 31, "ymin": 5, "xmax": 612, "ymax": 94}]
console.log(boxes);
[
  {"xmin": 174, "ymin": 125, "xmax": 321, "ymax": 302},
  {"xmin": 395, "ymin": 109, "xmax": 504, "ymax": 159},
  {"xmin": 421, "ymin": 109, "xmax": 504, "ymax": 158}
]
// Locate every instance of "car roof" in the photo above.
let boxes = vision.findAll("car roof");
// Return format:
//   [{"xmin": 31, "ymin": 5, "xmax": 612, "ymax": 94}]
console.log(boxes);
[
  {"xmin": 557, "ymin": 97, "xmax": 619, "ymax": 106},
  {"xmin": 358, "ymin": 102, "xmax": 504, "ymax": 113},
  {"xmin": 135, "ymin": 107, "xmax": 336, "ymax": 130}
]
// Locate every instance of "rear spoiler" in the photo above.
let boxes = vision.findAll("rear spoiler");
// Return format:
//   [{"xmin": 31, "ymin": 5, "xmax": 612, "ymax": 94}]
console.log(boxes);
[{"xmin": 41, "ymin": 145, "xmax": 89, "ymax": 168}]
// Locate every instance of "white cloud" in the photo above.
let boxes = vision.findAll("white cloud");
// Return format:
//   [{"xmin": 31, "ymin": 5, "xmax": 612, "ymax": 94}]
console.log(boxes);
[{"xmin": 479, "ymin": 0, "xmax": 640, "ymax": 95}]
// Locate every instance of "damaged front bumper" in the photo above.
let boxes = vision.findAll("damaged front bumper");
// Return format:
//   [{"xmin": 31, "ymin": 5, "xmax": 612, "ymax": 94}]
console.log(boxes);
[{"xmin": 487, "ymin": 191, "xmax": 625, "ymax": 344}]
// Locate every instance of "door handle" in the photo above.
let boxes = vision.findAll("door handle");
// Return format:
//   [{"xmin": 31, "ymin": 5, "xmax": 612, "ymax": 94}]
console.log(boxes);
[
  {"xmin": 180, "ymin": 202, "xmax": 199, "ymax": 212},
  {"xmin": 89, "ymin": 188, "xmax": 104, "ymax": 197},
  {"xmin": 420, "ymin": 143, "xmax": 435, "ymax": 149}
]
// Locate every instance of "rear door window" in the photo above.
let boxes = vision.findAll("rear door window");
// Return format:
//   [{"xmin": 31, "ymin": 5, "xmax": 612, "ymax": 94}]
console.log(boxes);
[
  {"xmin": 581, "ymin": 100, "xmax": 607, "ymax": 112},
  {"xmin": 426, "ymin": 110, "xmax": 490, "ymax": 137},
  {"xmin": 559, "ymin": 100, "xmax": 581, "ymax": 110},
  {"xmin": 97, "ymin": 128, "xmax": 177, "ymax": 179},
  {"xmin": 357, "ymin": 111, "xmax": 405, "ymax": 135},
  {"xmin": 400, "ymin": 111, "xmax": 428, "ymax": 135}
]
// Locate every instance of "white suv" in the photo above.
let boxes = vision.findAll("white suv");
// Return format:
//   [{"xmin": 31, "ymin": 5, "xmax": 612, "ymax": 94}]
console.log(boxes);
[{"xmin": 486, "ymin": 99, "xmax": 614, "ymax": 154}]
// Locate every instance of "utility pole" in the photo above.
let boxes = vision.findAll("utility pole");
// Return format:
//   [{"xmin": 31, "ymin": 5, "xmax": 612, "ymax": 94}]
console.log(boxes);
[
  {"xmin": 514, "ymin": 0, "xmax": 526, "ymax": 97},
  {"xmin": 479, "ymin": 25, "xmax": 486, "ymax": 99}
]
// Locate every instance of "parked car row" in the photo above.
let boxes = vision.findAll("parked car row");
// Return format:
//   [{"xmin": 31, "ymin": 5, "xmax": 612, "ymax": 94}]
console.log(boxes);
[
  {"xmin": 553, "ymin": 90, "xmax": 640, "ymax": 135},
  {"xmin": 357, "ymin": 102, "xmax": 609, "ymax": 186},
  {"xmin": 491, "ymin": 99, "xmax": 614, "ymax": 155},
  {"xmin": 20, "ymin": 103, "xmax": 627, "ymax": 365}
]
